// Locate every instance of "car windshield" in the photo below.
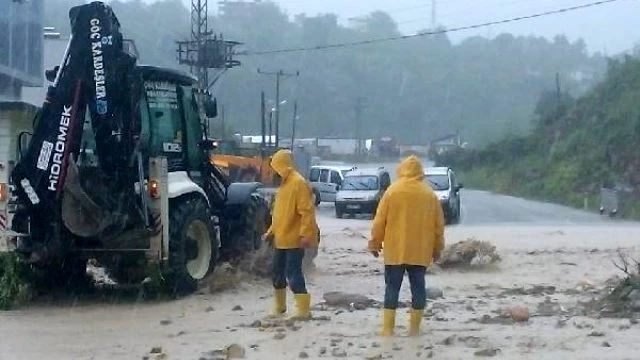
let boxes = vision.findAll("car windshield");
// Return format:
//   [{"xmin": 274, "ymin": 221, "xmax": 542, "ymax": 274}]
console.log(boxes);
[
  {"xmin": 425, "ymin": 174, "xmax": 450, "ymax": 191},
  {"xmin": 341, "ymin": 175, "xmax": 379, "ymax": 190}
]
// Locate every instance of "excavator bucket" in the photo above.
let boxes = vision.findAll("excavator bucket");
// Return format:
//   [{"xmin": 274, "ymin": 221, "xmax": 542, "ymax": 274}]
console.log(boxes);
[{"xmin": 60, "ymin": 158, "xmax": 113, "ymax": 238}]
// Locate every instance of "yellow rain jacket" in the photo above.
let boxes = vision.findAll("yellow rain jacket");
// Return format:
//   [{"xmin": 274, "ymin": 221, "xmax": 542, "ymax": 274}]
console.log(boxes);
[
  {"xmin": 369, "ymin": 155, "xmax": 445, "ymax": 266},
  {"xmin": 266, "ymin": 149, "xmax": 319, "ymax": 249}
]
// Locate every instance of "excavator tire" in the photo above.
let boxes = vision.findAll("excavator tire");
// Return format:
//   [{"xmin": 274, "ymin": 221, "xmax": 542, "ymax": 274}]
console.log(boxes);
[
  {"xmin": 236, "ymin": 193, "xmax": 270, "ymax": 254},
  {"xmin": 166, "ymin": 195, "xmax": 218, "ymax": 295}
]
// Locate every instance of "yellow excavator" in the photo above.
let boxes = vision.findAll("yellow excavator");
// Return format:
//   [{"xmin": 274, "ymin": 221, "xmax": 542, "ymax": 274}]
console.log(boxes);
[{"xmin": 209, "ymin": 137, "xmax": 281, "ymax": 186}]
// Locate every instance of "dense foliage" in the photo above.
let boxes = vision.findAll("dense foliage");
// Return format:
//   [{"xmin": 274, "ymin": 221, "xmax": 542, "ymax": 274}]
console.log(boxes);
[
  {"xmin": 45, "ymin": 0, "xmax": 606, "ymax": 146},
  {"xmin": 436, "ymin": 56, "xmax": 640, "ymax": 216}
]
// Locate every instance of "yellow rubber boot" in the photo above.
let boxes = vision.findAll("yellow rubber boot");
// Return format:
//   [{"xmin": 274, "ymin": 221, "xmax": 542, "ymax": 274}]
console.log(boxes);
[
  {"xmin": 381, "ymin": 309, "xmax": 396, "ymax": 336},
  {"xmin": 408, "ymin": 309, "xmax": 424, "ymax": 336},
  {"xmin": 289, "ymin": 293, "xmax": 312, "ymax": 320},
  {"xmin": 270, "ymin": 288, "xmax": 287, "ymax": 316}
]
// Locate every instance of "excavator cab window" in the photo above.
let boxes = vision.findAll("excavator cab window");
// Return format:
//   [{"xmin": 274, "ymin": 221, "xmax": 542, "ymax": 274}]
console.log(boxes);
[
  {"xmin": 143, "ymin": 80, "xmax": 187, "ymax": 171},
  {"xmin": 178, "ymin": 84, "xmax": 208, "ymax": 169}
]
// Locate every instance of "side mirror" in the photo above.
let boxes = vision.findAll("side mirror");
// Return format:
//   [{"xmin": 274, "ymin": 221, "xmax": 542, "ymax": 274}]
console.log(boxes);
[
  {"xmin": 45, "ymin": 66, "xmax": 59, "ymax": 82},
  {"xmin": 204, "ymin": 98, "xmax": 218, "ymax": 118},
  {"xmin": 456, "ymin": 183, "xmax": 464, "ymax": 191},
  {"xmin": 198, "ymin": 139, "xmax": 217, "ymax": 150},
  {"xmin": 336, "ymin": 185, "xmax": 341, "ymax": 191}
]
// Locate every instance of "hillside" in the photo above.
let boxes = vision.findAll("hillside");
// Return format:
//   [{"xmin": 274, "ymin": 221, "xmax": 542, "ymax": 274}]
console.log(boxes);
[
  {"xmin": 43, "ymin": 0, "xmax": 606, "ymax": 146},
  {"xmin": 436, "ymin": 55, "xmax": 640, "ymax": 217}
]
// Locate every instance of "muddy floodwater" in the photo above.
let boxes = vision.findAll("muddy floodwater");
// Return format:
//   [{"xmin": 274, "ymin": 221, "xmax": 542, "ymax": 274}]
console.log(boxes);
[{"xmin": 1, "ymin": 190, "xmax": 640, "ymax": 360}]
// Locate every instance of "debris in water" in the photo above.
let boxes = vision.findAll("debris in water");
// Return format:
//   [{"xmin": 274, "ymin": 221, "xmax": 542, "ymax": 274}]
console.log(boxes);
[
  {"xmin": 341, "ymin": 227, "xmax": 366, "ymax": 239},
  {"xmin": 474, "ymin": 348, "xmax": 500, "ymax": 357},
  {"xmin": 507, "ymin": 306, "xmax": 530, "ymax": 322},
  {"xmin": 589, "ymin": 252, "xmax": 640, "ymax": 317},
  {"xmin": 322, "ymin": 291, "xmax": 377, "ymax": 309},
  {"xmin": 426, "ymin": 287, "xmax": 444, "ymax": 299},
  {"xmin": 225, "ymin": 343, "xmax": 245, "ymax": 358},
  {"xmin": 331, "ymin": 348, "xmax": 347, "ymax": 357},
  {"xmin": 438, "ymin": 238, "xmax": 501, "ymax": 269}
]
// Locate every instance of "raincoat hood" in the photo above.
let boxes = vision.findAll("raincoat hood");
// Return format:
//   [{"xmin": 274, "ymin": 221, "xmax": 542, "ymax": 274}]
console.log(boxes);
[
  {"xmin": 270, "ymin": 149, "xmax": 294, "ymax": 178},
  {"xmin": 396, "ymin": 155, "xmax": 425, "ymax": 181}
]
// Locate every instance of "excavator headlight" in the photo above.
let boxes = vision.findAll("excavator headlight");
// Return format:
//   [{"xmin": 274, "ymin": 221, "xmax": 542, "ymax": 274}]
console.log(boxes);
[{"xmin": 149, "ymin": 179, "xmax": 160, "ymax": 199}]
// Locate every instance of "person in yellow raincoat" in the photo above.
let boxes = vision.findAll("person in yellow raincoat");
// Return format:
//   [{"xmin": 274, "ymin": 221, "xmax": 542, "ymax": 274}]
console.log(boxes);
[
  {"xmin": 368, "ymin": 155, "xmax": 445, "ymax": 336},
  {"xmin": 262, "ymin": 149, "xmax": 319, "ymax": 319}
]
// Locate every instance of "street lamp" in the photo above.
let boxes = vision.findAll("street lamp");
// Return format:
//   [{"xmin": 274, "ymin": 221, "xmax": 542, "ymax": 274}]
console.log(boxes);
[{"xmin": 267, "ymin": 99, "xmax": 287, "ymax": 146}]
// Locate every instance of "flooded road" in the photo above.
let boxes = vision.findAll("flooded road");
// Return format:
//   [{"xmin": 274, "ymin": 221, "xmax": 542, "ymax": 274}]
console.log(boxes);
[{"xmin": 1, "ymin": 174, "xmax": 639, "ymax": 359}]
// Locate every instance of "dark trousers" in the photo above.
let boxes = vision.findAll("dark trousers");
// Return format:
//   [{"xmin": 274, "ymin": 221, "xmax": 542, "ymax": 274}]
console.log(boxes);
[
  {"xmin": 384, "ymin": 265, "xmax": 427, "ymax": 310},
  {"xmin": 272, "ymin": 248, "xmax": 307, "ymax": 294}
]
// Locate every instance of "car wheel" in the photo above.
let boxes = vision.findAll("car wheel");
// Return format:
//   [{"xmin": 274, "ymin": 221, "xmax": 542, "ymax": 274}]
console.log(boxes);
[
  {"xmin": 313, "ymin": 189, "xmax": 321, "ymax": 206},
  {"xmin": 452, "ymin": 208, "xmax": 461, "ymax": 224},
  {"xmin": 444, "ymin": 206, "xmax": 453, "ymax": 225}
]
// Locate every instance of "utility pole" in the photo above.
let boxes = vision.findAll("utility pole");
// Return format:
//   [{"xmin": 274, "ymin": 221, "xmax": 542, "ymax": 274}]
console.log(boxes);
[
  {"xmin": 355, "ymin": 97, "xmax": 364, "ymax": 156},
  {"xmin": 291, "ymin": 100, "xmax": 298, "ymax": 149},
  {"xmin": 220, "ymin": 105, "xmax": 226, "ymax": 139},
  {"xmin": 260, "ymin": 91, "xmax": 266, "ymax": 155},
  {"xmin": 268, "ymin": 112, "xmax": 273, "ymax": 147},
  {"xmin": 431, "ymin": 0, "xmax": 437, "ymax": 30},
  {"xmin": 555, "ymin": 72, "xmax": 562, "ymax": 121},
  {"xmin": 257, "ymin": 68, "xmax": 299, "ymax": 148},
  {"xmin": 176, "ymin": 0, "xmax": 241, "ymax": 135}
]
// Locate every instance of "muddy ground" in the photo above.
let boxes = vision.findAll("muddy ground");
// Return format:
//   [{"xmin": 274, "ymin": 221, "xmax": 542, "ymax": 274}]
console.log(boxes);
[{"xmin": 1, "ymin": 191, "xmax": 640, "ymax": 360}]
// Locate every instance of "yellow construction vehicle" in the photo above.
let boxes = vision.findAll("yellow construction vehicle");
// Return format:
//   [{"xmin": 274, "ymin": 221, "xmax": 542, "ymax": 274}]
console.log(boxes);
[{"xmin": 209, "ymin": 138, "xmax": 281, "ymax": 186}]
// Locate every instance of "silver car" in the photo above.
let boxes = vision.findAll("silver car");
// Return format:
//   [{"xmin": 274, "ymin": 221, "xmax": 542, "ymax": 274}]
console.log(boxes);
[
  {"xmin": 424, "ymin": 166, "xmax": 463, "ymax": 224},
  {"xmin": 335, "ymin": 167, "xmax": 391, "ymax": 218}
]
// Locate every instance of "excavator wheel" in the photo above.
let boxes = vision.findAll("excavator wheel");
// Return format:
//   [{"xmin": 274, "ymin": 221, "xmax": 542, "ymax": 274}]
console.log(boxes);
[
  {"xmin": 166, "ymin": 195, "xmax": 218, "ymax": 295},
  {"xmin": 236, "ymin": 193, "xmax": 270, "ymax": 254}
]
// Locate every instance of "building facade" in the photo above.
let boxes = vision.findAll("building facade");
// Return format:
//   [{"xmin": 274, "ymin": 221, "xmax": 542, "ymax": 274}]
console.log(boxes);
[{"xmin": 0, "ymin": 0, "xmax": 44, "ymax": 101}]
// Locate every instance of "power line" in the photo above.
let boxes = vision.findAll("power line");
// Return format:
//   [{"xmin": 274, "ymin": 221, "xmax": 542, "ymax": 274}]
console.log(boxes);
[
  {"xmin": 238, "ymin": 0, "xmax": 620, "ymax": 56},
  {"xmin": 397, "ymin": 0, "xmax": 562, "ymax": 25}
]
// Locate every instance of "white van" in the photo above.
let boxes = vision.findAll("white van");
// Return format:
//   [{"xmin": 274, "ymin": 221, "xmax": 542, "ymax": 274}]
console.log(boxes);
[{"xmin": 308, "ymin": 164, "xmax": 356, "ymax": 205}]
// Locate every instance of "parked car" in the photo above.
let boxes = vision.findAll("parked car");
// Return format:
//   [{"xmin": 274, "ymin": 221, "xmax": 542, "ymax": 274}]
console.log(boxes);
[
  {"xmin": 335, "ymin": 167, "xmax": 391, "ymax": 218},
  {"xmin": 424, "ymin": 166, "xmax": 463, "ymax": 224},
  {"xmin": 308, "ymin": 164, "xmax": 357, "ymax": 205}
]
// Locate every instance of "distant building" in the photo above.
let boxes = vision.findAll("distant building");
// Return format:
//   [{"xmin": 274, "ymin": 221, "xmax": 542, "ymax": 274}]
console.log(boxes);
[
  {"xmin": 430, "ymin": 132, "xmax": 464, "ymax": 155},
  {"xmin": 21, "ymin": 32, "xmax": 69, "ymax": 106},
  {"xmin": 0, "ymin": 0, "xmax": 45, "ymax": 101}
]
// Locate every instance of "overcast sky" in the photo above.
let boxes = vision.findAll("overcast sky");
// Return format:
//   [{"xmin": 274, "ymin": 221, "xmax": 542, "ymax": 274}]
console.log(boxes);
[{"xmin": 144, "ymin": 0, "xmax": 640, "ymax": 55}]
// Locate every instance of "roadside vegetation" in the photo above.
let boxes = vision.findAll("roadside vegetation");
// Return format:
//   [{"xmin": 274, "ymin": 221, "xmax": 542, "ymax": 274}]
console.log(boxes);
[
  {"xmin": 0, "ymin": 254, "xmax": 31, "ymax": 310},
  {"xmin": 435, "ymin": 56, "xmax": 640, "ymax": 219}
]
